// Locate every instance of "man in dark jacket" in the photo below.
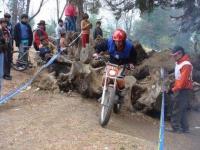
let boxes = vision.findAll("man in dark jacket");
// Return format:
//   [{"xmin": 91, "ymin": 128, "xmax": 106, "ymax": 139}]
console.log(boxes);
[
  {"xmin": 4, "ymin": 13, "xmax": 14, "ymax": 63},
  {"xmin": 14, "ymin": 14, "xmax": 33, "ymax": 66},
  {"xmin": 0, "ymin": 18, "xmax": 12, "ymax": 80},
  {"xmin": 93, "ymin": 21, "xmax": 103, "ymax": 40}
]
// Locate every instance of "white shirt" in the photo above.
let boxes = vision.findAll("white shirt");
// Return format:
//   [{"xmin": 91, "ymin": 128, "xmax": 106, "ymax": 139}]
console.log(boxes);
[{"xmin": 55, "ymin": 25, "xmax": 66, "ymax": 39}]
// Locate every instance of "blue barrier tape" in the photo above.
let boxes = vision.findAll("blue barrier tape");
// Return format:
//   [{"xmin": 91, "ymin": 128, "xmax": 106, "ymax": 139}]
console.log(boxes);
[
  {"xmin": 0, "ymin": 33, "xmax": 81, "ymax": 105},
  {"xmin": 0, "ymin": 52, "xmax": 60, "ymax": 105},
  {"xmin": 158, "ymin": 68, "xmax": 165, "ymax": 150}
]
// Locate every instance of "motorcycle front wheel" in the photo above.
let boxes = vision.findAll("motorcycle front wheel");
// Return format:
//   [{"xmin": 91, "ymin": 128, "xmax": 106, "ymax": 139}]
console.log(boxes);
[{"xmin": 100, "ymin": 86, "xmax": 115, "ymax": 127}]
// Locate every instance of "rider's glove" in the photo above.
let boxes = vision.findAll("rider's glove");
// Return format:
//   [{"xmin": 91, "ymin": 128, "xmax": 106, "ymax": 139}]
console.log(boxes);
[{"xmin": 129, "ymin": 64, "xmax": 135, "ymax": 70}]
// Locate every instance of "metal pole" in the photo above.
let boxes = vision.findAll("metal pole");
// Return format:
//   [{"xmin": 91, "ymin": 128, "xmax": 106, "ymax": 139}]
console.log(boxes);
[{"xmin": 158, "ymin": 67, "xmax": 165, "ymax": 150}]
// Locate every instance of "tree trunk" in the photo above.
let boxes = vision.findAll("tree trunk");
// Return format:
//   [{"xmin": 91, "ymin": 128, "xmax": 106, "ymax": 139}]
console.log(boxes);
[
  {"xmin": 56, "ymin": 0, "xmax": 60, "ymax": 21},
  {"xmin": 34, "ymin": 39, "xmax": 200, "ymax": 113},
  {"xmin": 11, "ymin": 0, "xmax": 18, "ymax": 25},
  {"xmin": 59, "ymin": 0, "xmax": 68, "ymax": 19},
  {"xmin": 26, "ymin": 0, "xmax": 31, "ymax": 15},
  {"xmin": 74, "ymin": 0, "xmax": 84, "ymax": 31}
]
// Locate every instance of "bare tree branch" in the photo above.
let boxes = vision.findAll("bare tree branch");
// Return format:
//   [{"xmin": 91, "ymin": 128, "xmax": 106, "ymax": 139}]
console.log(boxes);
[
  {"xmin": 29, "ymin": 0, "xmax": 46, "ymax": 21},
  {"xmin": 59, "ymin": 0, "xmax": 68, "ymax": 19}
]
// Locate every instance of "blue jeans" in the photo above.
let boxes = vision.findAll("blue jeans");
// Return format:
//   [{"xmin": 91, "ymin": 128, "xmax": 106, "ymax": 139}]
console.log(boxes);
[
  {"xmin": 65, "ymin": 16, "xmax": 76, "ymax": 32},
  {"xmin": 18, "ymin": 40, "xmax": 29, "ymax": 65}
]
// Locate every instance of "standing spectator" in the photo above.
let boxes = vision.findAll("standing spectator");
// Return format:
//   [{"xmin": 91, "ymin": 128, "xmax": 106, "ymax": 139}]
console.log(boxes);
[
  {"xmin": 168, "ymin": 46, "xmax": 193, "ymax": 133},
  {"xmin": 4, "ymin": 13, "xmax": 13, "ymax": 63},
  {"xmin": 64, "ymin": 0, "xmax": 78, "ymax": 32},
  {"xmin": 0, "ymin": 19, "xmax": 7, "ymax": 81},
  {"xmin": 93, "ymin": 21, "xmax": 103, "ymax": 40},
  {"xmin": 1, "ymin": 18, "xmax": 12, "ymax": 80},
  {"xmin": 4, "ymin": 13, "xmax": 13, "ymax": 37},
  {"xmin": 14, "ymin": 14, "xmax": 33, "ymax": 67},
  {"xmin": 81, "ymin": 13, "xmax": 92, "ymax": 48},
  {"xmin": 55, "ymin": 19, "xmax": 66, "ymax": 51},
  {"xmin": 33, "ymin": 20, "xmax": 48, "ymax": 51}
]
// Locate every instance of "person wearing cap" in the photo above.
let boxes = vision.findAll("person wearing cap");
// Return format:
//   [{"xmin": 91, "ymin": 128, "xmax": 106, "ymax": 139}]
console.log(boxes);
[
  {"xmin": 93, "ymin": 21, "xmax": 103, "ymax": 40},
  {"xmin": 55, "ymin": 19, "xmax": 66, "ymax": 51},
  {"xmin": 0, "ymin": 18, "xmax": 12, "ymax": 80},
  {"xmin": 93, "ymin": 29, "xmax": 137, "ymax": 90},
  {"xmin": 33, "ymin": 20, "xmax": 48, "ymax": 51},
  {"xmin": 64, "ymin": 0, "xmax": 78, "ymax": 31},
  {"xmin": 168, "ymin": 46, "xmax": 193, "ymax": 133},
  {"xmin": 14, "ymin": 14, "xmax": 33, "ymax": 67}
]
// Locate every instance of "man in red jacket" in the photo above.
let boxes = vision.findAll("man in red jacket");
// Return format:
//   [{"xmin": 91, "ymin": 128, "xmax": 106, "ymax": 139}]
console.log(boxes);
[
  {"xmin": 169, "ymin": 46, "xmax": 193, "ymax": 133},
  {"xmin": 33, "ymin": 20, "xmax": 48, "ymax": 51}
]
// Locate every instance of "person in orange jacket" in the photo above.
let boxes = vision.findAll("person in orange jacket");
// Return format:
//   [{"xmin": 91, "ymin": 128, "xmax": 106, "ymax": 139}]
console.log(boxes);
[{"xmin": 168, "ymin": 46, "xmax": 193, "ymax": 133}]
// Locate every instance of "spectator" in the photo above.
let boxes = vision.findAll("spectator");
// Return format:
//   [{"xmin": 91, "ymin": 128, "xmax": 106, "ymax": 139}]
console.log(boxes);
[
  {"xmin": 4, "ymin": 13, "xmax": 13, "ymax": 37},
  {"xmin": 168, "ymin": 46, "xmax": 193, "ymax": 133},
  {"xmin": 33, "ymin": 20, "xmax": 48, "ymax": 51},
  {"xmin": 38, "ymin": 39, "xmax": 55, "ymax": 62},
  {"xmin": 4, "ymin": 13, "xmax": 13, "ymax": 63},
  {"xmin": 55, "ymin": 19, "xmax": 66, "ymax": 51},
  {"xmin": 81, "ymin": 13, "xmax": 92, "ymax": 48},
  {"xmin": 93, "ymin": 21, "xmax": 103, "ymax": 40},
  {"xmin": 0, "ymin": 20, "xmax": 5, "ymax": 81},
  {"xmin": 14, "ymin": 14, "xmax": 33, "ymax": 67},
  {"xmin": 64, "ymin": 0, "xmax": 78, "ymax": 31},
  {"xmin": 0, "ymin": 18, "xmax": 12, "ymax": 80},
  {"xmin": 60, "ymin": 32, "xmax": 68, "ymax": 49}
]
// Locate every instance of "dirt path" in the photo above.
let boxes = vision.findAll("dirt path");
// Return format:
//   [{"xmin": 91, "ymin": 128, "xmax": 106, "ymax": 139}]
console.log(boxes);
[{"xmin": 0, "ymin": 69, "xmax": 200, "ymax": 150}]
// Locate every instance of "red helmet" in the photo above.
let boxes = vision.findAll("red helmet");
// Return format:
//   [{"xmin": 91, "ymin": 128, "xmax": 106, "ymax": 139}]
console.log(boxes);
[{"xmin": 112, "ymin": 29, "xmax": 127, "ymax": 41}]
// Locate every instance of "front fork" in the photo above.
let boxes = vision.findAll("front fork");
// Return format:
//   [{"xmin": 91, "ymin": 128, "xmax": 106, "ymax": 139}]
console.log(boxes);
[
  {"xmin": 101, "ymin": 71, "xmax": 108, "ymax": 105},
  {"xmin": 101, "ymin": 72, "xmax": 117, "ymax": 105}
]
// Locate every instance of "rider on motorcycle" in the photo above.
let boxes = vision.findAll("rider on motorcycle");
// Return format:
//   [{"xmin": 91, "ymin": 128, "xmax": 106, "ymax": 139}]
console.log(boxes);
[{"xmin": 93, "ymin": 29, "xmax": 137, "ymax": 90}]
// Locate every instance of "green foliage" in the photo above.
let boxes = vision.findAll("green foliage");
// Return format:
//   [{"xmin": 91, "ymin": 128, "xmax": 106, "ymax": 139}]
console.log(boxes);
[
  {"xmin": 132, "ymin": 7, "xmax": 192, "ymax": 51},
  {"xmin": 46, "ymin": 19, "xmax": 56, "ymax": 36},
  {"xmin": 29, "ymin": 19, "xmax": 35, "ymax": 28}
]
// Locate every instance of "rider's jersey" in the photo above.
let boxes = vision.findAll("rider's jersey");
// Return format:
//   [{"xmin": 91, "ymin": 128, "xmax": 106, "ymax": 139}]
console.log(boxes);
[{"xmin": 95, "ymin": 37, "xmax": 137, "ymax": 65}]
